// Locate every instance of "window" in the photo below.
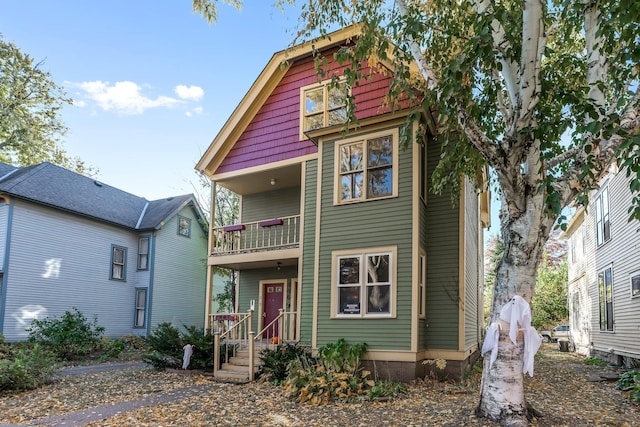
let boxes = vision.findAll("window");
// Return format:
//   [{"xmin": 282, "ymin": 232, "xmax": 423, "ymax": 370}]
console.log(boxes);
[
  {"xmin": 335, "ymin": 130, "xmax": 398, "ymax": 204},
  {"xmin": 111, "ymin": 245, "xmax": 127, "ymax": 281},
  {"xmin": 631, "ymin": 271, "xmax": 640, "ymax": 298},
  {"xmin": 178, "ymin": 216, "xmax": 191, "ymax": 237},
  {"xmin": 138, "ymin": 237, "xmax": 149, "ymax": 270},
  {"xmin": 598, "ymin": 265, "xmax": 614, "ymax": 331},
  {"xmin": 134, "ymin": 288, "xmax": 147, "ymax": 328},
  {"xmin": 332, "ymin": 246, "xmax": 396, "ymax": 318},
  {"xmin": 419, "ymin": 251, "xmax": 426, "ymax": 318},
  {"xmin": 301, "ymin": 78, "xmax": 348, "ymax": 134},
  {"xmin": 419, "ymin": 140, "xmax": 427, "ymax": 203},
  {"xmin": 595, "ymin": 187, "xmax": 610, "ymax": 246}
]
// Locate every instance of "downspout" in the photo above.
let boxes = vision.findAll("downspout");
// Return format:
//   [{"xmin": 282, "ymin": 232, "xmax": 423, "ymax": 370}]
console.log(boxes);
[{"xmin": 145, "ymin": 233, "xmax": 156, "ymax": 337}]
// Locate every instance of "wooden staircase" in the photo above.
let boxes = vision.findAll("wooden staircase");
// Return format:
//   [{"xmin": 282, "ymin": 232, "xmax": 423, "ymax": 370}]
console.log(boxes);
[{"xmin": 214, "ymin": 346, "xmax": 263, "ymax": 383}]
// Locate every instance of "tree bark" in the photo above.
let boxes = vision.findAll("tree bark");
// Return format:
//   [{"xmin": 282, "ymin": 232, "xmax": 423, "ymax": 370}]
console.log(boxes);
[{"xmin": 476, "ymin": 191, "xmax": 551, "ymax": 426}]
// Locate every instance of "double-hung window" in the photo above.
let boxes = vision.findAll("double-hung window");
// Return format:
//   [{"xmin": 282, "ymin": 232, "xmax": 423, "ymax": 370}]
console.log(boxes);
[
  {"xmin": 138, "ymin": 237, "xmax": 149, "ymax": 270},
  {"xmin": 598, "ymin": 265, "xmax": 614, "ymax": 331},
  {"xmin": 631, "ymin": 271, "xmax": 640, "ymax": 298},
  {"xmin": 332, "ymin": 246, "xmax": 396, "ymax": 318},
  {"xmin": 111, "ymin": 245, "xmax": 127, "ymax": 281},
  {"xmin": 335, "ymin": 130, "xmax": 398, "ymax": 204},
  {"xmin": 595, "ymin": 187, "xmax": 610, "ymax": 246},
  {"xmin": 134, "ymin": 288, "xmax": 147, "ymax": 328},
  {"xmin": 301, "ymin": 78, "xmax": 348, "ymax": 135}
]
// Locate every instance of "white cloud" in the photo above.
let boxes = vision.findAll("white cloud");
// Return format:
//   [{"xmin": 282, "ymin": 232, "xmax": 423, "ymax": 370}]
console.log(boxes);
[
  {"xmin": 69, "ymin": 80, "xmax": 185, "ymax": 115},
  {"xmin": 175, "ymin": 85, "xmax": 204, "ymax": 101},
  {"xmin": 185, "ymin": 106, "xmax": 204, "ymax": 117}
]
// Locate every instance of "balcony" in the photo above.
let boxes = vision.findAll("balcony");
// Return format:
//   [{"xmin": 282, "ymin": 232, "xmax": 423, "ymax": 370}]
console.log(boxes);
[{"xmin": 211, "ymin": 215, "xmax": 300, "ymax": 268}]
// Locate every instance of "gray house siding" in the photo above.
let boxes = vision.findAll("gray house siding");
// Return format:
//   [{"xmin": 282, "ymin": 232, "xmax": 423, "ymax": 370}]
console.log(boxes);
[
  {"xmin": 2, "ymin": 200, "xmax": 139, "ymax": 340},
  {"xmin": 315, "ymin": 126, "xmax": 414, "ymax": 351},
  {"xmin": 300, "ymin": 159, "xmax": 317, "ymax": 346},
  {"xmin": 148, "ymin": 207, "xmax": 207, "ymax": 332},
  {"xmin": 587, "ymin": 171, "xmax": 640, "ymax": 360},
  {"xmin": 0, "ymin": 202, "xmax": 7, "ymax": 271},
  {"xmin": 424, "ymin": 140, "xmax": 460, "ymax": 350}
]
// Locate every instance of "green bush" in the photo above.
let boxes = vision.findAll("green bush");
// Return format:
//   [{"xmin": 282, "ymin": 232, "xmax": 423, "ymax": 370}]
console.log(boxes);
[
  {"xmin": 616, "ymin": 370, "xmax": 640, "ymax": 404},
  {"xmin": 27, "ymin": 308, "xmax": 105, "ymax": 360},
  {"xmin": 259, "ymin": 343, "xmax": 315, "ymax": 384},
  {"xmin": 142, "ymin": 322, "xmax": 213, "ymax": 370},
  {"xmin": 0, "ymin": 343, "xmax": 57, "ymax": 392}
]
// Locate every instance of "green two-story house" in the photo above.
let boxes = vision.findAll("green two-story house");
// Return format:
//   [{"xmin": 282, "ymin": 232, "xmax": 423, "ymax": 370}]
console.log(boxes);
[{"xmin": 197, "ymin": 26, "xmax": 490, "ymax": 382}]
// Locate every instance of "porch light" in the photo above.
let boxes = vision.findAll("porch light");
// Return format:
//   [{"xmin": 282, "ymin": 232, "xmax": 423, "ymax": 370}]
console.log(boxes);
[
  {"xmin": 277, "ymin": 262, "xmax": 281, "ymax": 271},
  {"xmin": 270, "ymin": 178, "xmax": 277, "ymax": 186}
]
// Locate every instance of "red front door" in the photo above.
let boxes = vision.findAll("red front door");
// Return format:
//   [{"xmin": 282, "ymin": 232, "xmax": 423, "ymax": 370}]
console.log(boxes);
[{"xmin": 263, "ymin": 282, "xmax": 284, "ymax": 338}]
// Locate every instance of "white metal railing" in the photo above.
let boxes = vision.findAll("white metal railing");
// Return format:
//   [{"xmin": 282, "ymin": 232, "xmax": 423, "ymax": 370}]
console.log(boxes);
[{"xmin": 212, "ymin": 215, "xmax": 300, "ymax": 255}]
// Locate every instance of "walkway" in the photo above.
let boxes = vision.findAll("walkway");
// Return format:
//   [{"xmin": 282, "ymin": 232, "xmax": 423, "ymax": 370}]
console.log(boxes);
[{"xmin": 0, "ymin": 362, "xmax": 219, "ymax": 427}]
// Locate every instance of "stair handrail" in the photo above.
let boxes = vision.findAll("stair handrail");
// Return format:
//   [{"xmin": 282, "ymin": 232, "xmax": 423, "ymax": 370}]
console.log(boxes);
[{"xmin": 213, "ymin": 310, "xmax": 253, "ymax": 378}]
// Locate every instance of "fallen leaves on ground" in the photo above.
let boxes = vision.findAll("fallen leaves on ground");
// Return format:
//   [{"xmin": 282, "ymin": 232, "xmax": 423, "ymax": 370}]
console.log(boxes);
[{"xmin": 0, "ymin": 344, "xmax": 637, "ymax": 426}]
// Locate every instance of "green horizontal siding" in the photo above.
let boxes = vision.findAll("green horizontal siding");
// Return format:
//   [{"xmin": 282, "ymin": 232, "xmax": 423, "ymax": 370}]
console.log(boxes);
[
  {"xmin": 300, "ymin": 160, "xmax": 318, "ymax": 346},
  {"xmin": 424, "ymin": 139, "xmax": 460, "ymax": 350},
  {"xmin": 315, "ymin": 126, "xmax": 414, "ymax": 351},
  {"xmin": 241, "ymin": 187, "xmax": 300, "ymax": 222}
]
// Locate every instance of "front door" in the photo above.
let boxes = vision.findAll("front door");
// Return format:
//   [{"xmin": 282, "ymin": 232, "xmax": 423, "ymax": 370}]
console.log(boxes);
[{"xmin": 262, "ymin": 282, "xmax": 284, "ymax": 338}]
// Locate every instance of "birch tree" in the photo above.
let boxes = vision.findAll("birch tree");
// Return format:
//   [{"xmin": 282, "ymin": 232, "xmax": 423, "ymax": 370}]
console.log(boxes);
[{"xmin": 194, "ymin": 0, "xmax": 639, "ymax": 424}]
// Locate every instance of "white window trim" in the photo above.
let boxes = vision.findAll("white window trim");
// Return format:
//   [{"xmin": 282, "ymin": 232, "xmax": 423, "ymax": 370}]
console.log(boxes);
[
  {"xmin": 333, "ymin": 128, "xmax": 399, "ymax": 205},
  {"xmin": 594, "ymin": 185, "xmax": 611, "ymax": 247},
  {"xmin": 330, "ymin": 245, "xmax": 397, "ymax": 319},
  {"xmin": 630, "ymin": 270, "xmax": 640, "ymax": 299},
  {"xmin": 598, "ymin": 264, "xmax": 614, "ymax": 332},
  {"xmin": 178, "ymin": 215, "xmax": 192, "ymax": 238}
]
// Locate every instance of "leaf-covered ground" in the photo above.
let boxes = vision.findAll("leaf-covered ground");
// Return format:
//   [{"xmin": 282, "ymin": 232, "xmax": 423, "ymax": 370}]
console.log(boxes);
[{"xmin": 0, "ymin": 344, "xmax": 637, "ymax": 426}]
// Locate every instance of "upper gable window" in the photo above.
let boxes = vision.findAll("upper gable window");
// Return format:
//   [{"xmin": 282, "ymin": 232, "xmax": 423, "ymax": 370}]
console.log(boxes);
[
  {"xmin": 301, "ymin": 78, "xmax": 348, "ymax": 136},
  {"xmin": 334, "ymin": 129, "xmax": 399, "ymax": 205},
  {"xmin": 178, "ymin": 216, "xmax": 191, "ymax": 238}
]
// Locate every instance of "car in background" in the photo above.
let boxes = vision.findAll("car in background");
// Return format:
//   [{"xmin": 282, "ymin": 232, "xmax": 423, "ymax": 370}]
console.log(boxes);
[{"xmin": 540, "ymin": 324, "xmax": 570, "ymax": 343}]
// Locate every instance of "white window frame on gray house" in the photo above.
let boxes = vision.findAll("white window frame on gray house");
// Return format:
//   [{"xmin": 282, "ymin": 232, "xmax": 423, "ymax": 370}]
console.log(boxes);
[
  {"xmin": 595, "ymin": 186, "xmax": 610, "ymax": 247},
  {"xmin": 631, "ymin": 270, "xmax": 640, "ymax": 299},
  {"xmin": 598, "ymin": 264, "xmax": 614, "ymax": 331},
  {"xmin": 110, "ymin": 245, "xmax": 127, "ymax": 281}
]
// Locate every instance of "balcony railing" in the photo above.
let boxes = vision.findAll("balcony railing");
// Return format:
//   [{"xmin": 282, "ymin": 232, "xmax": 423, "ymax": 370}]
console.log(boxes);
[{"xmin": 212, "ymin": 215, "xmax": 300, "ymax": 255}]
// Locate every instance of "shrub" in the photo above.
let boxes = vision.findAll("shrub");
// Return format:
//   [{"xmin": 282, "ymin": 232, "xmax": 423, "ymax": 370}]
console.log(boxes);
[
  {"xmin": 616, "ymin": 370, "xmax": 640, "ymax": 404},
  {"xmin": 27, "ymin": 308, "xmax": 105, "ymax": 359},
  {"xmin": 259, "ymin": 342, "xmax": 315, "ymax": 384},
  {"xmin": 0, "ymin": 343, "xmax": 57, "ymax": 392},
  {"xmin": 142, "ymin": 322, "xmax": 213, "ymax": 370}
]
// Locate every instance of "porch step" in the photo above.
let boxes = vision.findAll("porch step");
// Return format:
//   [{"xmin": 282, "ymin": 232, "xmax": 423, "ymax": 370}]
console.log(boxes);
[
  {"xmin": 213, "ymin": 369, "xmax": 251, "ymax": 383},
  {"xmin": 221, "ymin": 362, "xmax": 260, "ymax": 373}
]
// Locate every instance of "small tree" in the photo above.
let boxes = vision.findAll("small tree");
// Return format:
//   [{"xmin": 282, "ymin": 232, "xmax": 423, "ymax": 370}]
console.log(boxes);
[
  {"xmin": 0, "ymin": 37, "xmax": 95, "ymax": 175},
  {"xmin": 27, "ymin": 308, "xmax": 104, "ymax": 359},
  {"xmin": 531, "ymin": 257, "xmax": 569, "ymax": 330}
]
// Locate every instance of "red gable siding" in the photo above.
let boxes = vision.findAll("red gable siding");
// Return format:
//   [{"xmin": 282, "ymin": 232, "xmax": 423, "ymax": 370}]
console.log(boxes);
[{"xmin": 216, "ymin": 49, "xmax": 396, "ymax": 174}]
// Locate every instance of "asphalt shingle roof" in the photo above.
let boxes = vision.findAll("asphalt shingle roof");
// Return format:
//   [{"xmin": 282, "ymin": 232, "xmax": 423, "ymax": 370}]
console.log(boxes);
[{"xmin": 0, "ymin": 162, "xmax": 199, "ymax": 231}]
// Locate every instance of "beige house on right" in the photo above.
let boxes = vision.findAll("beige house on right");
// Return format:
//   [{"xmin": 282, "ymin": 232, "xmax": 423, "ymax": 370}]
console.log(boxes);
[{"xmin": 564, "ymin": 164, "xmax": 640, "ymax": 366}]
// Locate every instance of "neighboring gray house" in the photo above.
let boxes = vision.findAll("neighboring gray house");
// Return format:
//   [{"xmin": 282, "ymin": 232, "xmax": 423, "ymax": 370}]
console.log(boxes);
[
  {"xmin": 564, "ymin": 164, "xmax": 640, "ymax": 366},
  {"xmin": 0, "ymin": 161, "xmax": 208, "ymax": 341}
]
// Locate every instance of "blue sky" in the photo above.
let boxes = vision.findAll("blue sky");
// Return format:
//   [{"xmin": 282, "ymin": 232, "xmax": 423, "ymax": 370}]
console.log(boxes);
[
  {"xmin": 2, "ymin": 1, "xmax": 301, "ymax": 200},
  {"xmin": 2, "ymin": 1, "xmax": 502, "ymax": 239}
]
